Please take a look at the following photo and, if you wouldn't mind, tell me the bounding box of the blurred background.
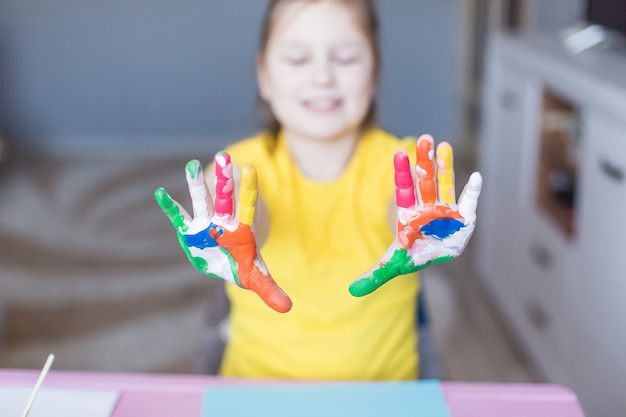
[1,1,625,416]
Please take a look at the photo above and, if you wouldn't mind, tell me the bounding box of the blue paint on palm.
[421,218,464,239]
[184,224,222,249]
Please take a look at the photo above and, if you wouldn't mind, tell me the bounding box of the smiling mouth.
[302,98,343,113]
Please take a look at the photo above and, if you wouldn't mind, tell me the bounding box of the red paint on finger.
[214,152,234,217]
[394,152,416,208]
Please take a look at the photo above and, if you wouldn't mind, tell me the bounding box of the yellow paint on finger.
[238,165,258,226]
[436,142,455,204]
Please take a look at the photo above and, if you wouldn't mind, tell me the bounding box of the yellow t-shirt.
[219,128,419,380]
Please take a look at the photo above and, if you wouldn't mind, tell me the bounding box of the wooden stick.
[20,353,55,417]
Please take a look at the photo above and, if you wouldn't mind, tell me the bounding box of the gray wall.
[0,0,461,157]
[378,0,461,143]
[531,0,586,35]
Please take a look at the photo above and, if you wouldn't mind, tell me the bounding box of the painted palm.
[349,135,482,297]
[155,152,292,313]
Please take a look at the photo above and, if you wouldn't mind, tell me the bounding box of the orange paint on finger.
[218,225,292,313]
[416,136,437,205]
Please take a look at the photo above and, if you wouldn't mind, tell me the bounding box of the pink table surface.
[0,369,586,417]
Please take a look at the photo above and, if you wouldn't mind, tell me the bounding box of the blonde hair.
[256,0,381,138]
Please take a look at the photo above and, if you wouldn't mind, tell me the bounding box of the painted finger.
[349,244,426,297]
[394,150,416,209]
[416,135,437,206]
[436,142,455,204]
[349,247,403,297]
[213,151,234,218]
[237,165,258,226]
[185,160,213,220]
[218,224,292,313]
[154,187,191,232]
[458,172,483,224]
[241,260,293,313]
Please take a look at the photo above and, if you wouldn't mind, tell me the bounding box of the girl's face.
[258,0,376,142]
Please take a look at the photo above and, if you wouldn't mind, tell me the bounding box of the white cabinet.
[475,33,626,417]
[569,113,626,417]
[475,64,529,318]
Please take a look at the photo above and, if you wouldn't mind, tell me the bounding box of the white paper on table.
[0,386,119,417]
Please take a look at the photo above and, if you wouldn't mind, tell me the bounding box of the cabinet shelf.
[535,90,580,238]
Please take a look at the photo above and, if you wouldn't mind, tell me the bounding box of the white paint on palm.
[407,226,474,266]
[184,219,213,235]
[188,246,237,285]
[211,215,238,231]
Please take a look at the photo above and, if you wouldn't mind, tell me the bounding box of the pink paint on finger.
[214,152,234,217]
[394,151,416,208]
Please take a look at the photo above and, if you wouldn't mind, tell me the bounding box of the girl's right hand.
[154,152,292,313]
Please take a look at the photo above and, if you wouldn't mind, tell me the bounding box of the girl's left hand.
[155,154,292,313]
[349,135,483,297]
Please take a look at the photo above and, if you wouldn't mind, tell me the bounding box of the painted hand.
[154,152,292,313]
[349,135,483,297]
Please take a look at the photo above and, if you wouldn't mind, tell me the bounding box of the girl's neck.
[283,130,361,181]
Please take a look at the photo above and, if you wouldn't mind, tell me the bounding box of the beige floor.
[422,251,542,383]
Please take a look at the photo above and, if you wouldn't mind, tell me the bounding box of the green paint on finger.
[186,160,202,180]
[349,249,414,297]
[349,250,457,297]
[154,187,188,232]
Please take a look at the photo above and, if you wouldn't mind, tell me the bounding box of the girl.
[155,0,482,380]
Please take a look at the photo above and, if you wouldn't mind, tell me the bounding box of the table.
[0,370,586,417]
